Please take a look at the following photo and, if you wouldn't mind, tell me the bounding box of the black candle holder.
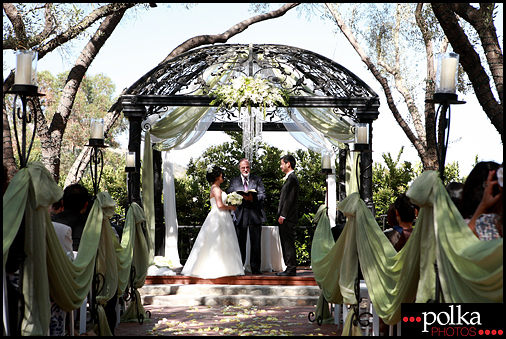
[425,93,465,180]
[5,85,45,168]
[351,143,371,152]
[85,139,108,196]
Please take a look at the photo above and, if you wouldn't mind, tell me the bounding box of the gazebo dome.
[125,43,380,124]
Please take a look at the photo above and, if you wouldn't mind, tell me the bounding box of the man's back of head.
[62,184,90,213]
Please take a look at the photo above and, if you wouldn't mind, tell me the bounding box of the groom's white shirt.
[282,170,294,181]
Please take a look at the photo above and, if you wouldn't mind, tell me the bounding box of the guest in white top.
[49,207,73,336]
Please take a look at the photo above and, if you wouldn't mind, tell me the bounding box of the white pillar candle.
[356,124,368,144]
[440,57,458,92]
[15,51,33,85]
[126,152,135,167]
[90,119,104,139]
[322,154,331,169]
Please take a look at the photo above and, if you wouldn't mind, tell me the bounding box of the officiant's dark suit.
[227,159,267,274]
[276,154,299,276]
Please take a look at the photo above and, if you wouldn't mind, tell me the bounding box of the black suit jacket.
[227,174,267,225]
[278,172,299,224]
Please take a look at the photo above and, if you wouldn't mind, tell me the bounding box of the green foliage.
[372,147,415,217]
[372,147,464,223]
[80,152,128,215]
[295,227,314,266]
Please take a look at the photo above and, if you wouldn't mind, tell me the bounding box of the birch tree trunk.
[325,3,438,170]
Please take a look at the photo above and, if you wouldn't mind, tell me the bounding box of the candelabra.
[85,118,108,333]
[4,50,44,336]
[425,52,465,303]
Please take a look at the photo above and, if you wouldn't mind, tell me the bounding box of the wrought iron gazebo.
[121,43,380,254]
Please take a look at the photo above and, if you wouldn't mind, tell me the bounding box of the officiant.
[227,158,267,275]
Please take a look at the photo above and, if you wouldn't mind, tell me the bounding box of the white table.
[244,226,286,273]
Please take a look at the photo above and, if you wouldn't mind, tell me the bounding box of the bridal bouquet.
[226,192,243,206]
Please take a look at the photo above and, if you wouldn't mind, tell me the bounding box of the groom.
[276,154,299,276]
[228,158,267,275]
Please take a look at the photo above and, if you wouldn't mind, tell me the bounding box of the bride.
[181,165,245,278]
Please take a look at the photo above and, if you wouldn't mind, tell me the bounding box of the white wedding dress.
[181,191,245,279]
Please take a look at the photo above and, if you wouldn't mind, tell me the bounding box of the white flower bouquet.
[210,76,289,117]
[226,191,243,206]
[154,256,173,268]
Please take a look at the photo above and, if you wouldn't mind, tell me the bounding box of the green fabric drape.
[311,170,503,331]
[407,170,503,303]
[3,162,62,335]
[120,204,151,323]
[3,160,153,335]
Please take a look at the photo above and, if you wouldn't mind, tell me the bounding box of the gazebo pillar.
[153,148,165,255]
[357,107,379,217]
[337,146,348,224]
[122,99,146,207]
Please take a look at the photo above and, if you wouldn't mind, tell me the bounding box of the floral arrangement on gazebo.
[210,76,289,160]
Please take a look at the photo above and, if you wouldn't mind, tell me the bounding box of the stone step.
[139,284,321,307]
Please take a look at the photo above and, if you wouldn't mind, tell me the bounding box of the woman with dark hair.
[459,161,500,221]
[467,165,503,240]
[384,193,417,251]
[181,165,245,278]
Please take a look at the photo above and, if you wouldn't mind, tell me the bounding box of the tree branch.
[449,3,502,104]
[162,3,300,62]
[3,3,29,49]
[37,3,139,59]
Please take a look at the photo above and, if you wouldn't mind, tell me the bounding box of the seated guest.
[52,184,90,251]
[49,221,73,336]
[383,202,402,247]
[384,194,416,251]
[49,199,64,217]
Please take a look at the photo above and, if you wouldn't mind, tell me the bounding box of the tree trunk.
[36,9,127,183]
[431,3,503,142]
[448,3,503,104]
[3,100,17,178]
[325,3,437,170]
